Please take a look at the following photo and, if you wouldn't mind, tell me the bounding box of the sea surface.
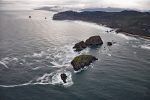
[0,2,150,100]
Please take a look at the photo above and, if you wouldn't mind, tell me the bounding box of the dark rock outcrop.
[73,41,87,51]
[107,42,113,46]
[73,36,103,51]
[85,36,103,46]
[71,55,98,71]
[60,73,67,83]
[105,30,113,33]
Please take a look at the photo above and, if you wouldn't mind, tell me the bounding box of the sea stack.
[60,73,67,83]
[107,42,113,46]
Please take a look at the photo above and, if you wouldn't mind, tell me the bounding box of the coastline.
[53,10,150,39]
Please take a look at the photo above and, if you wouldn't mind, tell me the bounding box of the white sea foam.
[0,44,79,87]
[0,61,9,68]
[73,21,101,29]
[0,71,73,88]
[73,21,112,32]
[32,51,45,58]
[35,70,73,87]
[140,44,150,50]
[1,57,19,63]
[74,65,94,73]
[24,51,46,58]
[0,57,20,68]
[0,81,33,88]
[32,66,44,70]
[47,44,78,68]
[74,67,88,73]
[51,71,73,87]
[117,33,137,40]
[32,53,43,58]
[1,57,11,64]
[50,61,70,68]
[107,53,112,56]
[51,61,62,67]
[132,45,139,48]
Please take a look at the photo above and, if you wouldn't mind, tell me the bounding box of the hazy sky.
[0,0,150,11]
[52,0,150,10]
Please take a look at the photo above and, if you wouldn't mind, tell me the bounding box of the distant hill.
[35,6,64,12]
[53,10,150,38]
[34,6,79,12]
[81,7,127,12]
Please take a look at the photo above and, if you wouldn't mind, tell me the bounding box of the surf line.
[0,61,9,69]
[0,81,33,88]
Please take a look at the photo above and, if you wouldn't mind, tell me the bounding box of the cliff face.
[53,10,150,37]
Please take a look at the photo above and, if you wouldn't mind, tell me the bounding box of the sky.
[0,0,150,11]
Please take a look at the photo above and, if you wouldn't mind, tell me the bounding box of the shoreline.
[53,18,150,40]
[53,10,150,39]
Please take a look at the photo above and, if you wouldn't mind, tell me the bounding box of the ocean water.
[0,4,150,100]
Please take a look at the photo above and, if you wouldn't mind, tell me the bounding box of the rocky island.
[71,55,98,71]
[53,10,150,38]
[73,35,103,51]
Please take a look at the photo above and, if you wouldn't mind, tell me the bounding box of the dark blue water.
[0,10,150,100]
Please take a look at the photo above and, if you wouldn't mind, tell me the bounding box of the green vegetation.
[74,56,82,63]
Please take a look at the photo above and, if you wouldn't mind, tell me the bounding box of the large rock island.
[71,55,98,71]
[53,10,150,38]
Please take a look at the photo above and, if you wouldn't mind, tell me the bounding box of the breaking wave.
[34,70,73,87]
[0,44,82,87]
[0,81,33,88]
[73,21,103,29]
[74,64,94,73]
[117,33,137,40]
[0,43,98,88]
[140,44,150,50]
[0,70,73,88]
[0,61,9,68]
[0,57,21,69]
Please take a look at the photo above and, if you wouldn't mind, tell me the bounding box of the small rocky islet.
[60,73,67,83]
[107,42,113,46]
